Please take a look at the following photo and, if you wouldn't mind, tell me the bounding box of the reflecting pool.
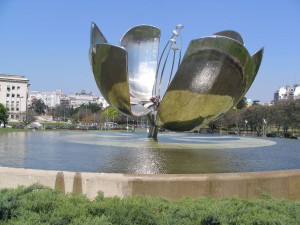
[0,132,299,174]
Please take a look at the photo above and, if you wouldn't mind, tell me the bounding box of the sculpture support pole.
[148,125,158,140]
[147,113,158,141]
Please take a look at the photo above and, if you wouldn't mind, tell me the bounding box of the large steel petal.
[131,104,152,117]
[120,25,161,102]
[90,22,108,46]
[213,30,244,45]
[90,44,131,116]
[89,23,108,72]
[157,36,253,131]
[247,48,264,91]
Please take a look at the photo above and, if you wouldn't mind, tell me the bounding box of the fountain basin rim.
[1,166,300,200]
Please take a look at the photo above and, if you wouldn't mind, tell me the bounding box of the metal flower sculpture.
[89,22,263,140]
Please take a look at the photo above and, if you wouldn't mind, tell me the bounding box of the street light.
[17,96,27,123]
[234,106,239,134]
[244,120,248,136]
[18,96,23,122]
[263,118,267,137]
[93,112,96,126]
[85,103,88,125]
[77,109,80,124]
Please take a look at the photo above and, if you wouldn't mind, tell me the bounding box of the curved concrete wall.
[1,167,300,200]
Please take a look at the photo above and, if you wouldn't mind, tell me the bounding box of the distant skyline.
[0,0,299,103]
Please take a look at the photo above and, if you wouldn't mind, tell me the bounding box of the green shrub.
[1,184,300,225]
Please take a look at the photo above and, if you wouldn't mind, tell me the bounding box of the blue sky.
[0,0,299,103]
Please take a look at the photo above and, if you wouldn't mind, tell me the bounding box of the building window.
[12,86,15,90]
[16,108,19,111]
[7,93,10,97]
[12,94,15,97]
[16,115,19,119]
[11,115,14,119]
[17,94,20,98]
[17,86,20,90]
[7,86,10,91]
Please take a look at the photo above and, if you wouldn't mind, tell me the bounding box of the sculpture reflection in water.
[89,23,263,140]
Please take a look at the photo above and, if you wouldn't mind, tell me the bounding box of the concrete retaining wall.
[1,167,300,200]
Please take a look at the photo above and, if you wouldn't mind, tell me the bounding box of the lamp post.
[234,106,238,134]
[244,120,248,136]
[18,96,23,122]
[93,112,96,126]
[25,93,28,125]
[63,108,66,126]
[263,118,267,137]
[85,103,88,125]
[77,109,80,124]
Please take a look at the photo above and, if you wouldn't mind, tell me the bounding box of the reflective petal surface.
[131,104,152,117]
[157,35,258,131]
[90,22,108,46]
[213,30,244,45]
[90,44,131,115]
[89,23,263,138]
[249,48,264,89]
[120,25,161,102]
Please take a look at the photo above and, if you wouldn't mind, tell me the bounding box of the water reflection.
[0,132,28,167]
[0,132,299,174]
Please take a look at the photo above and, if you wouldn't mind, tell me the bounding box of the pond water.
[0,131,299,174]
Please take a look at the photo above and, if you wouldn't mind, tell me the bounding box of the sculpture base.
[148,125,158,141]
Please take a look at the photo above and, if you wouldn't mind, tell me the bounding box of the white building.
[29,90,64,108]
[68,90,100,108]
[0,74,30,121]
[28,89,109,109]
[274,84,300,101]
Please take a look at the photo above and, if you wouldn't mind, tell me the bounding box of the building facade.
[28,89,108,109]
[0,74,30,121]
[28,90,64,108]
[274,84,300,101]
[68,90,100,108]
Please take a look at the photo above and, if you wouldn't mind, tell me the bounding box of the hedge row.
[1,184,300,224]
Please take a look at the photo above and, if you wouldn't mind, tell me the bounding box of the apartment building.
[28,90,64,108]
[28,89,108,109]
[274,84,300,101]
[0,74,30,121]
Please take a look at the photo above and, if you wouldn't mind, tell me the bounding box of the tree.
[219,109,237,131]
[213,99,300,135]
[241,105,267,135]
[292,100,300,133]
[31,99,46,115]
[271,99,300,134]
[102,107,118,121]
[0,103,8,127]
[208,120,221,133]
[236,97,247,109]
[25,108,36,124]
[88,102,102,113]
